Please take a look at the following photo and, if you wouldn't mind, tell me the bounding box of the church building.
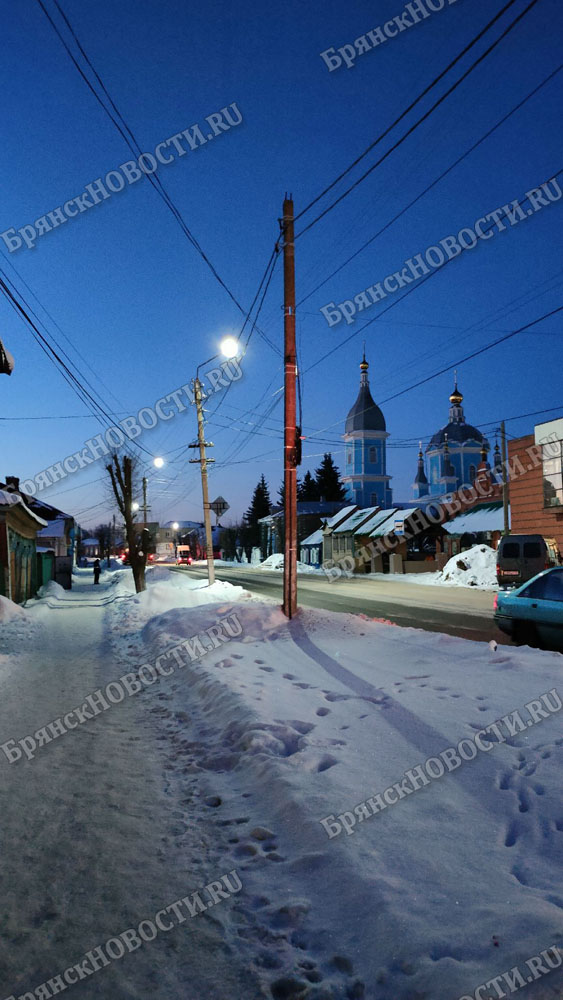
[342,354,393,508]
[413,376,496,498]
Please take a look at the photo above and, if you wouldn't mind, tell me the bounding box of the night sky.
[1,0,562,529]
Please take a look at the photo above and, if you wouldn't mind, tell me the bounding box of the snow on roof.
[81,537,100,545]
[0,490,48,527]
[325,504,357,529]
[442,501,508,535]
[357,507,396,536]
[333,506,379,534]
[300,528,323,547]
[368,507,420,538]
[38,517,67,539]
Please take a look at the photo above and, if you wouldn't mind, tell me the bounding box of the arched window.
[469,464,476,482]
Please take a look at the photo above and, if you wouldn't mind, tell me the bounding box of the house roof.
[370,507,419,537]
[333,506,379,534]
[0,490,48,526]
[81,537,100,545]
[442,501,508,535]
[300,528,323,547]
[38,517,67,539]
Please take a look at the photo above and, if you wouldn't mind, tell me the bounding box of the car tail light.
[493,594,498,610]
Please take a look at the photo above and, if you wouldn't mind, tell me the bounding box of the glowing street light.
[132,501,140,512]
[172,522,179,531]
[219,336,240,359]
[153,456,164,469]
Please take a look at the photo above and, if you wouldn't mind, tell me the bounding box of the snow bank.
[37,580,66,600]
[0,594,27,621]
[259,553,321,574]
[439,543,497,588]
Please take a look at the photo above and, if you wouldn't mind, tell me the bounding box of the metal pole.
[193,377,215,586]
[500,420,510,536]
[282,195,297,618]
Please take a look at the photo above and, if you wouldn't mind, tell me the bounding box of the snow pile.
[439,543,497,588]
[37,580,66,600]
[259,553,320,574]
[134,599,563,999]
[0,594,27,621]
[250,547,262,565]
[107,565,250,624]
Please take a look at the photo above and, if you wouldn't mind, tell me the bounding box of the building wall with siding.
[508,434,563,550]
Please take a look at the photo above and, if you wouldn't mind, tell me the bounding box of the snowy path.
[0,573,260,999]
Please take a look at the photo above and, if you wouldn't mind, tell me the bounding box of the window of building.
[543,440,563,507]
[369,446,377,463]
[469,464,476,482]
[347,448,353,465]
[370,493,379,505]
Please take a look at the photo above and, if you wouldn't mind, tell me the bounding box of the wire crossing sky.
[1,0,562,524]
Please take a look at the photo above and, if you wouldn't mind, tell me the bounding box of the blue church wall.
[345,439,385,476]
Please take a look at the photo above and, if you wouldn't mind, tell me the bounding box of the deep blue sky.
[1,0,562,530]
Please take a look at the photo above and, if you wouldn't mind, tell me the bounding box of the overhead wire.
[294,0,541,238]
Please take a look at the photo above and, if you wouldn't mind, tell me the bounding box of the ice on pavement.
[2,564,562,999]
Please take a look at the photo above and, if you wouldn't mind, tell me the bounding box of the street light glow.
[220,336,239,359]
[153,456,164,468]
[172,522,179,530]
[132,502,140,512]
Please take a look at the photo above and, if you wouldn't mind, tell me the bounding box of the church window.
[469,464,476,482]
[370,493,379,505]
[369,446,377,463]
[347,448,353,465]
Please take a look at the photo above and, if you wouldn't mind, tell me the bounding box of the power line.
[303,174,563,376]
[39,0,280,353]
[295,0,541,239]
[297,61,562,306]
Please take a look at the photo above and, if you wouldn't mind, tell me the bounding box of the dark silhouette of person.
[93,558,101,585]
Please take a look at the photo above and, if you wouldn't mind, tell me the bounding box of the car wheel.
[512,622,539,648]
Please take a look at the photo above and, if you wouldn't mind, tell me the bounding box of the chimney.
[5,476,20,493]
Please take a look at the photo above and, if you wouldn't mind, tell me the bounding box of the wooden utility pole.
[500,420,510,535]
[281,195,297,618]
[189,378,215,585]
[142,476,148,530]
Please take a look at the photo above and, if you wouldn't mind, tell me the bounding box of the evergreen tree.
[298,470,319,501]
[245,474,271,524]
[314,453,347,501]
[278,476,301,506]
[244,475,272,552]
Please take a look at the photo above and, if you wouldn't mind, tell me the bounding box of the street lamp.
[153,456,164,469]
[189,338,240,587]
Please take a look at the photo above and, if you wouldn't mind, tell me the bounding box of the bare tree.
[106,454,147,593]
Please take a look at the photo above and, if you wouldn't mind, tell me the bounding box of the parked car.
[494,566,563,650]
[496,534,559,589]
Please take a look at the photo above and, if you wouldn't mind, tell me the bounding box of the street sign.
[394,518,404,535]
[209,496,230,517]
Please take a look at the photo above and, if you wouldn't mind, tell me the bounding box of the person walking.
[93,558,101,585]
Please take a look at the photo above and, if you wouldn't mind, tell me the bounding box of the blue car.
[494,566,563,651]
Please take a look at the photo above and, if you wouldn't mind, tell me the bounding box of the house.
[508,416,563,552]
[260,501,347,558]
[81,537,101,558]
[300,505,358,567]
[1,477,76,590]
[440,500,507,559]
[0,489,47,603]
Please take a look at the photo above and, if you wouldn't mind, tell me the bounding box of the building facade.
[417,377,495,498]
[342,355,392,508]
[508,416,563,551]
